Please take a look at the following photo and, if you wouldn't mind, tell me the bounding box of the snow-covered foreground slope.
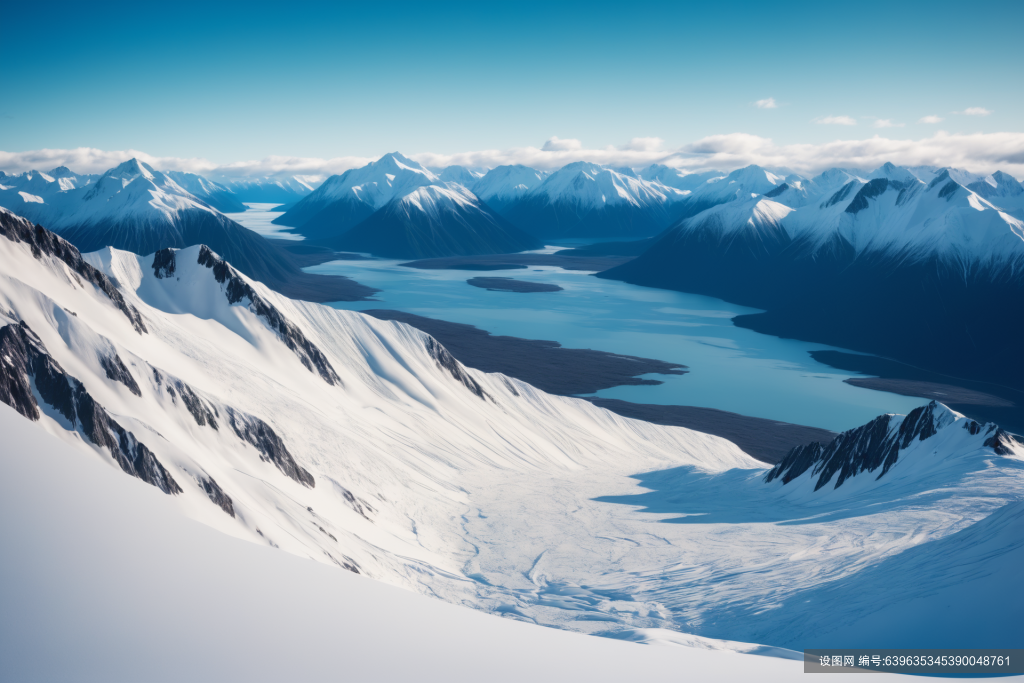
[2,404,853,683]
[0,211,1021,661]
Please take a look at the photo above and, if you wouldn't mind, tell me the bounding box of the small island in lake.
[467,277,563,293]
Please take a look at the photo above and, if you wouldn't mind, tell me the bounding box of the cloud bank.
[3,131,1024,180]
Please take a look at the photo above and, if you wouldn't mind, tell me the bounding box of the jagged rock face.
[225,406,314,488]
[99,351,141,396]
[152,368,219,429]
[196,246,341,386]
[152,365,310,488]
[764,401,1010,491]
[152,247,176,279]
[0,210,147,334]
[424,336,490,401]
[0,320,180,494]
[199,476,235,517]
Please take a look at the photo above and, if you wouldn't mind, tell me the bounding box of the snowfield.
[0,207,1021,676]
[1,404,921,682]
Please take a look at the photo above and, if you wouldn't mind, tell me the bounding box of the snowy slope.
[4,404,909,683]
[1,211,1021,657]
[500,162,688,239]
[664,195,795,256]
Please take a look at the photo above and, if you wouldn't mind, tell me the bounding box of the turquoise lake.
[237,204,927,432]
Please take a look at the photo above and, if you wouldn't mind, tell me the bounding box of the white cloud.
[957,107,992,116]
[0,147,373,179]
[4,131,1024,180]
[919,115,944,124]
[541,136,582,151]
[755,98,778,109]
[814,116,857,126]
[621,137,664,152]
[873,119,904,128]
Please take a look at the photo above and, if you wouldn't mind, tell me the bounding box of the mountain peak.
[868,162,919,184]
[106,158,155,181]
[48,166,77,179]
[762,401,1002,493]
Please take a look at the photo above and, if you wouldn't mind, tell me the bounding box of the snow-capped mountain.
[765,401,1018,493]
[472,164,548,213]
[435,165,485,187]
[0,167,97,209]
[866,160,920,184]
[208,174,320,206]
[0,158,223,241]
[272,153,438,237]
[272,153,540,257]
[498,162,688,239]
[1,211,1020,657]
[782,168,1024,263]
[637,165,725,192]
[165,171,247,213]
[0,160,339,297]
[661,195,795,257]
[905,165,984,187]
[668,165,787,220]
[600,162,1024,388]
[967,171,1024,215]
[329,183,541,258]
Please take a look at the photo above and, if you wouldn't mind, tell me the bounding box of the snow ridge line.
[0,209,147,334]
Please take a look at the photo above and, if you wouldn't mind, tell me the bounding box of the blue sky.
[1,0,1021,173]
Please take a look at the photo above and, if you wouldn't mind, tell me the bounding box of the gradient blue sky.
[1,0,1021,170]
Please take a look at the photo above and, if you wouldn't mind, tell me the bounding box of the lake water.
[225,203,302,240]
[233,207,926,432]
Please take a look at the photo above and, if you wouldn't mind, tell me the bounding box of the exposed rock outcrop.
[0,320,179,494]
[225,406,314,488]
[764,401,1012,491]
[196,246,341,386]
[99,351,141,396]
[0,209,147,334]
[424,336,490,401]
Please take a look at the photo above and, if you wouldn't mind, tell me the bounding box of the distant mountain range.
[206,174,319,207]
[0,160,374,302]
[599,162,1024,390]
[273,153,540,258]
[2,157,1021,386]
